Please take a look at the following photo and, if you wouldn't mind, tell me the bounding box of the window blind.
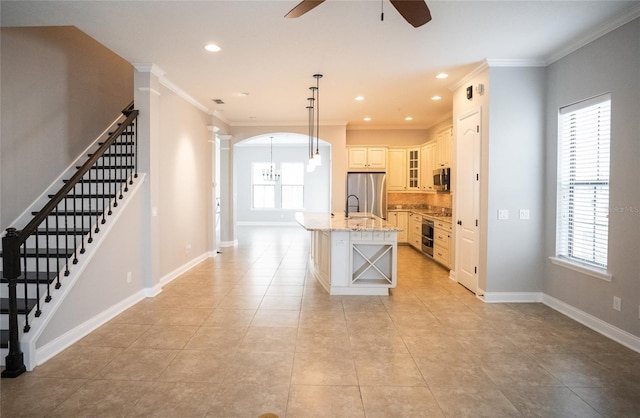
[557,94,611,269]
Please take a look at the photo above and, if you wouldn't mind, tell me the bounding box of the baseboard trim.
[159,252,211,287]
[482,292,543,303]
[542,294,640,353]
[219,240,238,247]
[236,221,299,226]
[35,289,147,367]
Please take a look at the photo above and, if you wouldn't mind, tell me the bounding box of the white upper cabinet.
[387,148,407,191]
[347,147,387,170]
[420,142,436,192]
[407,148,420,191]
[436,127,453,168]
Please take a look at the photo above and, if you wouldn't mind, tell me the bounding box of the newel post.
[2,228,26,378]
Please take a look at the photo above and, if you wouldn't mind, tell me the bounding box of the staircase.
[1,102,139,377]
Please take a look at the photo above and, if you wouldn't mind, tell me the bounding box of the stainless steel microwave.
[433,168,450,192]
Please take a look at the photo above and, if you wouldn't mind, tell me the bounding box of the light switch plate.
[519,209,530,220]
[498,209,509,220]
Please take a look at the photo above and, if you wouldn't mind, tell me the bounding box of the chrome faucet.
[346,194,360,217]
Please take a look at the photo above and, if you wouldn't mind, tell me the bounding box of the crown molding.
[132,63,166,78]
[449,60,488,92]
[228,120,348,127]
[545,4,640,65]
[485,58,547,67]
[158,76,209,113]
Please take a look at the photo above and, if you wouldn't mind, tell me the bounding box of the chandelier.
[262,136,280,182]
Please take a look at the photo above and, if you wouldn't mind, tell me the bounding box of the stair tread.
[88,153,135,157]
[52,194,116,199]
[1,271,57,284]
[35,227,91,235]
[0,298,38,315]
[0,248,74,258]
[65,179,127,183]
[77,165,134,170]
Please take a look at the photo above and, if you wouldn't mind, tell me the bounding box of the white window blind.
[557,94,611,269]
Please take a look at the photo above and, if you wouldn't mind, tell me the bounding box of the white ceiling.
[3,1,639,130]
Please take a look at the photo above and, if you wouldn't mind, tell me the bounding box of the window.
[281,162,304,209]
[251,161,304,210]
[556,94,611,273]
[252,162,275,209]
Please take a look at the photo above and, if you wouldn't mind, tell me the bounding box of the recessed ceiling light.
[355,96,365,101]
[436,73,448,79]
[363,117,371,121]
[204,43,221,52]
[240,92,249,97]
[431,95,442,101]
[405,116,413,121]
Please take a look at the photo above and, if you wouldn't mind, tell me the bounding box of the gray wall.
[235,144,331,223]
[486,66,546,293]
[37,183,146,348]
[0,26,133,229]
[157,83,211,277]
[543,18,640,337]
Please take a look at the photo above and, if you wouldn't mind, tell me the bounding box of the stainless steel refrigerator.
[345,172,387,219]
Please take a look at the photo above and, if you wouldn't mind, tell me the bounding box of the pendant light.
[312,74,323,166]
[306,95,316,173]
[262,137,281,182]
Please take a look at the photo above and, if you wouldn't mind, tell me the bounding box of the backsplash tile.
[388,192,452,211]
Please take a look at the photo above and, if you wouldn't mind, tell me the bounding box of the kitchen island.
[295,212,401,295]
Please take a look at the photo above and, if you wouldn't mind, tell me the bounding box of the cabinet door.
[387,148,407,191]
[348,147,369,169]
[407,148,420,191]
[436,127,453,167]
[367,148,387,169]
[397,211,408,243]
[420,143,436,192]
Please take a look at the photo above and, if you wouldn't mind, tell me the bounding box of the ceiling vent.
[212,99,225,104]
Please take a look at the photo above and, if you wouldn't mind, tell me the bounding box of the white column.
[133,63,163,295]
[218,135,236,246]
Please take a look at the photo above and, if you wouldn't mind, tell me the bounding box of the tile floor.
[2,226,640,417]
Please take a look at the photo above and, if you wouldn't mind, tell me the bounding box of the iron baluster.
[122,133,129,193]
[100,151,107,225]
[34,230,42,317]
[118,134,124,200]
[134,117,138,179]
[80,183,86,253]
[21,244,30,333]
[63,197,70,276]
[93,158,100,234]
[44,217,52,303]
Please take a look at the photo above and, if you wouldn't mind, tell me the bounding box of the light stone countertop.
[388,208,453,224]
[295,212,402,232]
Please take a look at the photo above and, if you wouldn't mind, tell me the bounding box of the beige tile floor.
[2,226,640,417]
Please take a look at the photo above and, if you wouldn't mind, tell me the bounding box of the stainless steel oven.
[421,217,434,257]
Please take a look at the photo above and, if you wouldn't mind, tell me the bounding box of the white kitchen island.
[295,212,401,295]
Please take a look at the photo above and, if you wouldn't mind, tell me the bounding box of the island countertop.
[295,212,402,232]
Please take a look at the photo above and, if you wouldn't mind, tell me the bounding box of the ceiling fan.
[285,0,432,28]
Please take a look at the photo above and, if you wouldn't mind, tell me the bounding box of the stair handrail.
[2,101,137,377]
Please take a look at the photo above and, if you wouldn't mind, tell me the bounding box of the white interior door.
[456,109,481,293]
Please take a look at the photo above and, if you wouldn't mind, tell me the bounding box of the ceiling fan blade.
[389,0,432,27]
[285,0,326,18]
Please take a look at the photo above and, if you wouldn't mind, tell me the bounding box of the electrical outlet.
[613,296,621,312]
[519,209,530,220]
[185,244,192,253]
[126,272,132,284]
[498,209,509,220]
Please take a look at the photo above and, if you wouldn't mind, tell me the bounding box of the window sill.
[549,257,612,282]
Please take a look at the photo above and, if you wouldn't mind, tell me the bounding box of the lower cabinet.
[387,210,408,243]
[408,212,422,251]
[433,220,453,269]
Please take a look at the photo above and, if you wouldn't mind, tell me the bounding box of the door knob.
[457,220,462,225]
